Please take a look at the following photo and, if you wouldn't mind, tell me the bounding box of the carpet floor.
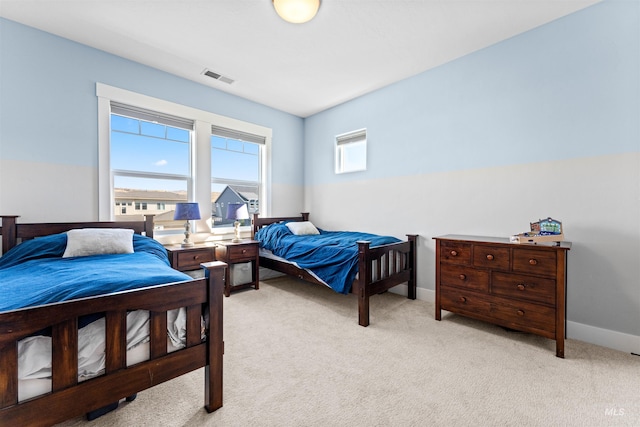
[57,276,639,426]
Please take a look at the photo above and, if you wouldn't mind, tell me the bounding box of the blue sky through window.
[111,115,259,193]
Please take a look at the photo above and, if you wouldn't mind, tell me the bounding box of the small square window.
[335,129,366,174]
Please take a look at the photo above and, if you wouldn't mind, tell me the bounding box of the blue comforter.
[255,222,400,294]
[0,233,192,312]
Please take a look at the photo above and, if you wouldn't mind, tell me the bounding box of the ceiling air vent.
[203,69,234,85]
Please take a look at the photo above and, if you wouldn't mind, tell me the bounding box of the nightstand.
[165,243,217,274]
[214,240,259,297]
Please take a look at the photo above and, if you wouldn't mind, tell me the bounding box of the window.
[110,102,192,225]
[98,83,272,237]
[335,129,367,174]
[211,126,264,228]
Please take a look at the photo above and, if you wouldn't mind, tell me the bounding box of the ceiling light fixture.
[272,0,321,24]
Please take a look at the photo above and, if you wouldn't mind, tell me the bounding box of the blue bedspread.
[255,222,400,294]
[0,233,192,312]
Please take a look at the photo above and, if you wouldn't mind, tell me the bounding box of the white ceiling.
[1,0,601,118]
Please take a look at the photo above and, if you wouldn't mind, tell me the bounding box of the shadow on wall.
[563,225,640,334]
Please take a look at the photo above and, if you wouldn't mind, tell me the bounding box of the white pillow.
[63,228,135,258]
[286,221,320,236]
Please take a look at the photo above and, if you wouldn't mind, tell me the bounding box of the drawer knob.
[450,250,458,257]
[242,249,247,254]
[458,274,466,280]
[193,255,200,260]
[459,296,467,303]
[529,259,538,265]
[517,310,525,316]
[486,254,494,261]
[517,284,526,291]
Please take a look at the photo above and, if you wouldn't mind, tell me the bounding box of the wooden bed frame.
[252,213,417,327]
[0,215,226,426]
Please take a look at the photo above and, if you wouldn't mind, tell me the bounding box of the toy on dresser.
[510,217,564,245]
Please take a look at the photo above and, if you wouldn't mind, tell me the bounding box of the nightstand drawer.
[214,240,260,297]
[226,244,258,262]
[175,249,215,270]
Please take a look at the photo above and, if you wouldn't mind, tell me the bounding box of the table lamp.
[174,202,201,247]
[226,203,249,243]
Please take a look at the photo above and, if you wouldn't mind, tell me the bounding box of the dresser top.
[433,234,571,249]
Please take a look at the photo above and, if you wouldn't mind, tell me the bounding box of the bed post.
[407,234,418,300]
[251,213,259,239]
[144,215,154,239]
[201,261,227,412]
[357,240,372,327]
[1,216,19,255]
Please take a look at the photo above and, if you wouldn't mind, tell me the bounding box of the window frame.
[97,83,272,237]
[335,128,367,174]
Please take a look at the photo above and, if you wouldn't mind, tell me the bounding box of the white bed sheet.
[259,248,330,287]
[18,308,203,402]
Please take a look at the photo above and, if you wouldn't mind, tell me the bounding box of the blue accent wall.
[304,0,639,185]
[0,17,304,187]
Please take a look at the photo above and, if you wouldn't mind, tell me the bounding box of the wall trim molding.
[566,320,640,355]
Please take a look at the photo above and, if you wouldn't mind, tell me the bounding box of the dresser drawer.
[440,264,489,292]
[512,249,556,277]
[473,245,510,270]
[441,288,491,317]
[491,272,556,305]
[440,242,471,265]
[489,298,555,336]
[226,244,258,262]
[175,249,215,270]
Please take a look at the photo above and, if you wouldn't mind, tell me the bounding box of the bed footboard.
[355,235,418,326]
[0,262,226,426]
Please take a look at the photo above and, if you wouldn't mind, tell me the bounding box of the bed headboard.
[0,215,155,255]
[251,212,309,239]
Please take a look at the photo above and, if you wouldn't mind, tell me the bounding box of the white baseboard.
[566,321,640,355]
[391,285,639,355]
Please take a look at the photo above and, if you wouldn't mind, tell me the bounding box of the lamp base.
[181,241,195,248]
[232,220,242,243]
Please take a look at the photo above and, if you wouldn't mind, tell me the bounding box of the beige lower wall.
[0,159,98,222]
[305,152,640,351]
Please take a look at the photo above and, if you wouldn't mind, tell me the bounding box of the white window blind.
[211,125,266,145]
[111,102,194,131]
[336,128,366,146]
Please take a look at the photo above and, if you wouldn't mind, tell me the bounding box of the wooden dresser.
[434,235,571,357]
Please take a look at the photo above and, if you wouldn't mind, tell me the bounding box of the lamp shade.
[273,0,320,24]
[174,203,201,220]
[226,203,249,221]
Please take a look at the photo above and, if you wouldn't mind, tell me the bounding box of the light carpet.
[57,276,639,426]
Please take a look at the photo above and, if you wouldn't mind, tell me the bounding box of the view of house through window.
[211,127,263,228]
